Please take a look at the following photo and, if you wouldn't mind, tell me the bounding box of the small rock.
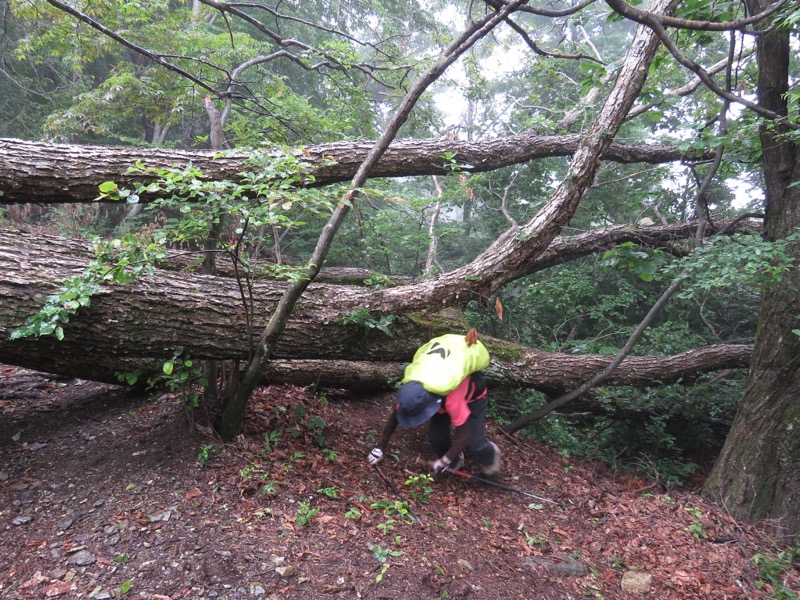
[525,553,588,577]
[0,471,8,481]
[58,517,75,531]
[621,571,653,593]
[248,582,267,596]
[12,516,32,526]
[67,550,96,567]
[43,580,73,597]
[146,510,172,523]
[17,490,36,505]
[457,559,474,571]
[275,565,295,578]
[27,442,49,452]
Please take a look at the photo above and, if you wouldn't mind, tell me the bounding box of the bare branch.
[44,0,224,98]
[198,0,409,87]
[486,0,598,18]
[626,49,754,120]
[504,15,605,63]
[606,0,789,32]
[605,0,797,127]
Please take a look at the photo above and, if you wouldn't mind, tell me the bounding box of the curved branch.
[205,0,397,62]
[486,0,598,18]
[367,0,679,311]
[606,0,788,32]
[605,0,798,127]
[198,0,408,86]
[626,50,753,120]
[44,0,223,98]
[504,15,605,63]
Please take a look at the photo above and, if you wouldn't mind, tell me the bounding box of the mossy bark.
[704,1,800,540]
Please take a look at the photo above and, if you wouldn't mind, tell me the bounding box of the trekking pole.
[445,467,559,505]
[373,464,423,524]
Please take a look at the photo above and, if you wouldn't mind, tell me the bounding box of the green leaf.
[163,361,174,375]
[98,181,118,193]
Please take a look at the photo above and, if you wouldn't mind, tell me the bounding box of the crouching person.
[367,372,501,477]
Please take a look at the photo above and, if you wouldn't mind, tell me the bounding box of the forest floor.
[0,364,798,600]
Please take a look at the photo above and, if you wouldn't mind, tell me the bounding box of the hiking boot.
[481,442,501,477]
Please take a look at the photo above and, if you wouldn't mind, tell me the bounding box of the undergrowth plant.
[752,544,800,600]
[404,473,435,504]
[491,375,743,485]
[295,501,319,527]
[371,544,404,584]
[370,500,414,523]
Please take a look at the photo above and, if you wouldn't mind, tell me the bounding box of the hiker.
[367,372,501,477]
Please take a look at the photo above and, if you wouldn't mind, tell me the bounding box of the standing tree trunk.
[704,0,800,540]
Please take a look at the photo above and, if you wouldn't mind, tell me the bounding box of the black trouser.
[427,398,495,466]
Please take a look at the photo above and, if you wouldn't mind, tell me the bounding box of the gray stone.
[11,515,32,526]
[621,571,652,593]
[67,550,96,567]
[248,582,267,596]
[525,553,588,577]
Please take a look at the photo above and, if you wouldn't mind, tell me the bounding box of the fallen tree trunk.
[0,134,697,205]
[0,228,751,391]
[260,344,751,393]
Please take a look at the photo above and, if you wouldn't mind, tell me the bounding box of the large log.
[0,228,751,391]
[0,134,695,205]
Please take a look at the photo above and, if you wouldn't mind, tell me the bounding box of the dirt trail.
[1,365,796,599]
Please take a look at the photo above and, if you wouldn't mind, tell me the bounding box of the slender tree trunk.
[704,0,800,540]
[425,176,443,276]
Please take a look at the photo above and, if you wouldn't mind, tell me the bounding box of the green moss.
[484,339,527,363]
[402,309,469,334]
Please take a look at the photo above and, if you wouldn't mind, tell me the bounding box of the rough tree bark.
[704,0,800,540]
[0,135,697,205]
[0,229,750,390]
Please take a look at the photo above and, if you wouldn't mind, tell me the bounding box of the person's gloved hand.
[432,455,452,475]
[367,447,384,465]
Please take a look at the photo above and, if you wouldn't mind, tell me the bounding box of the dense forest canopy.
[0,0,798,539]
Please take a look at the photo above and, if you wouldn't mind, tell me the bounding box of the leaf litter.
[0,364,797,599]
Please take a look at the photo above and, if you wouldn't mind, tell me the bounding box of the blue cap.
[396,381,442,426]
